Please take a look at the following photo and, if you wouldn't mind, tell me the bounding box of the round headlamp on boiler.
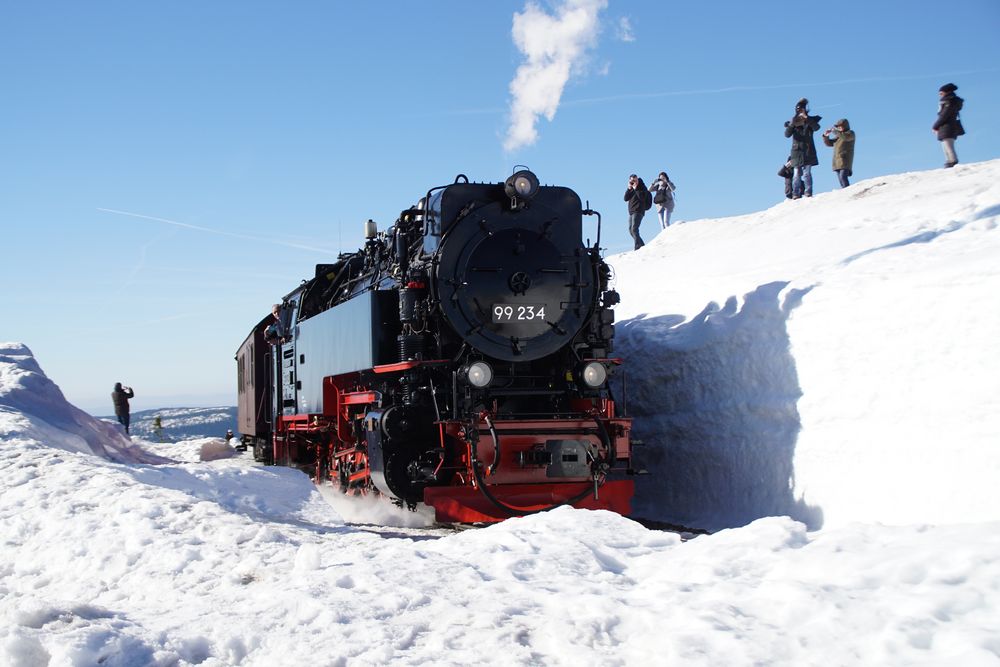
[504,168,539,205]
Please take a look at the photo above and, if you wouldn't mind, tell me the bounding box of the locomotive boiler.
[236,170,636,522]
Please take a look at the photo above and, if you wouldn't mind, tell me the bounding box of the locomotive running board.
[423,480,634,523]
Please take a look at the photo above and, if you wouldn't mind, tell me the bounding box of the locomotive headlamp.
[504,170,539,201]
[580,361,608,388]
[464,361,494,388]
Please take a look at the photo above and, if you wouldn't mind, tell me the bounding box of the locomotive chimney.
[364,219,377,239]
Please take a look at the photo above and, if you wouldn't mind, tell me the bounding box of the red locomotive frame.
[267,359,633,523]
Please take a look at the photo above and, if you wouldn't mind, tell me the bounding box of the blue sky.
[2,0,998,414]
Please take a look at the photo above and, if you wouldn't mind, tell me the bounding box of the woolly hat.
[795,97,809,110]
[939,83,958,93]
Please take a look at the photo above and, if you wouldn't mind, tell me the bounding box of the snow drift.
[0,343,163,463]
[614,160,1000,531]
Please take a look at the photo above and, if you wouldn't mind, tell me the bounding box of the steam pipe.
[485,414,501,475]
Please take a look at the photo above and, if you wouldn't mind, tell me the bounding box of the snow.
[0,344,165,465]
[2,161,1000,665]
[613,160,1000,530]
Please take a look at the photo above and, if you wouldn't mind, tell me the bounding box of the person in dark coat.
[822,118,856,188]
[111,382,134,434]
[623,174,650,250]
[932,83,964,168]
[784,98,822,198]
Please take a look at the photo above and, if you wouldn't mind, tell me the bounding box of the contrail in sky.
[560,68,1000,107]
[98,208,337,254]
[449,67,1000,117]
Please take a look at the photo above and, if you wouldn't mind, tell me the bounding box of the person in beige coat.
[821,118,856,188]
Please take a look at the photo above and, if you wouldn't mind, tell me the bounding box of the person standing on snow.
[624,174,651,250]
[649,171,676,229]
[822,118,856,188]
[932,83,964,168]
[784,98,822,198]
[112,382,134,434]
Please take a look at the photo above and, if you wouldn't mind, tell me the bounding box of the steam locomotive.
[235,170,635,522]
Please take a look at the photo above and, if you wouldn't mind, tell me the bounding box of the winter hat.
[795,97,809,110]
[835,118,850,130]
[939,83,958,93]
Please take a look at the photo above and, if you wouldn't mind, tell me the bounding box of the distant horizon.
[81,396,238,417]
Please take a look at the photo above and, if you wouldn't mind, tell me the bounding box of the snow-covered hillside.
[0,344,164,464]
[2,162,1000,665]
[613,160,1000,531]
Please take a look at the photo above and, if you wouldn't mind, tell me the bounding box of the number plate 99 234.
[492,303,546,323]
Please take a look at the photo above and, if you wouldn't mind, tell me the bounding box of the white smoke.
[617,16,635,43]
[504,0,607,152]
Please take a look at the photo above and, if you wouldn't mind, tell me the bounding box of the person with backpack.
[932,83,964,168]
[784,97,822,198]
[624,174,651,250]
[821,119,856,188]
[649,171,676,229]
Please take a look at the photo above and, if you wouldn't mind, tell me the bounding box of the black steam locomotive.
[236,170,635,522]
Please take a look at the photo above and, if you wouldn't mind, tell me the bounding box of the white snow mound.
[0,342,160,463]
[613,160,1000,530]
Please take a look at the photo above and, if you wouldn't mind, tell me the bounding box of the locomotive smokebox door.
[433,184,594,363]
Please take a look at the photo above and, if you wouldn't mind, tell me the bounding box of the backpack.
[642,188,653,211]
[653,181,674,206]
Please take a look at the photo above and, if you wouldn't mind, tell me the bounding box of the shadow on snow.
[616,281,823,531]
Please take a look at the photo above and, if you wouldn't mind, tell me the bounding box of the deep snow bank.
[0,342,162,463]
[612,160,1000,530]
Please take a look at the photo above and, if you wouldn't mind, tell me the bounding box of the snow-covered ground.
[2,161,1000,665]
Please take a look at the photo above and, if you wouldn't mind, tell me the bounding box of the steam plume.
[504,0,606,152]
